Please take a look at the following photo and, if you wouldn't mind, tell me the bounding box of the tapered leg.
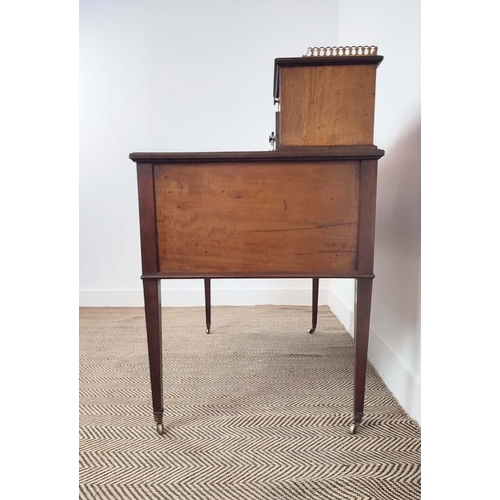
[308,278,319,334]
[204,278,211,334]
[143,279,164,434]
[350,278,373,434]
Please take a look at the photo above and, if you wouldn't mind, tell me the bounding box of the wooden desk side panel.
[279,65,377,147]
[154,161,360,275]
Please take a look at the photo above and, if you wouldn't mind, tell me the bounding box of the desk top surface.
[129,146,384,164]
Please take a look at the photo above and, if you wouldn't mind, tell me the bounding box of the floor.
[80,305,421,499]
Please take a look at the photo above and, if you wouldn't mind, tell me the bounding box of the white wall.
[79,0,339,306]
[329,0,421,423]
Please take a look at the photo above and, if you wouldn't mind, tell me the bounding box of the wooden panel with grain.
[357,160,378,274]
[279,65,377,147]
[137,163,159,274]
[153,161,360,276]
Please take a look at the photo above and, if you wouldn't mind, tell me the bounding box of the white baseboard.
[327,289,355,334]
[80,281,330,308]
[328,288,421,425]
[366,330,421,424]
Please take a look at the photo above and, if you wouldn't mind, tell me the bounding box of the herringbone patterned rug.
[80,305,420,499]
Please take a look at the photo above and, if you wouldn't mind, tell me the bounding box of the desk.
[130,49,384,435]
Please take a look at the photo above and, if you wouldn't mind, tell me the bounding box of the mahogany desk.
[130,48,384,436]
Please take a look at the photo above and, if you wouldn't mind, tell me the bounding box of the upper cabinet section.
[273,47,383,148]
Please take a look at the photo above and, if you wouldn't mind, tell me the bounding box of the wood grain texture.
[143,279,163,418]
[129,146,384,163]
[204,278,211,331]
[273,55,383,99]
[357,160,378,274]
[279,65,377,146]
[353,277,373,423]
[141,272,375,279]
[311,278,319,330]
[153,161,360,275]
[136,163,159,274]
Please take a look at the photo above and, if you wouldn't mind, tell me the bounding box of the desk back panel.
[153,161,360,275]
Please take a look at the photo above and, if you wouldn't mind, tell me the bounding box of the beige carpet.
[80,305,421,499]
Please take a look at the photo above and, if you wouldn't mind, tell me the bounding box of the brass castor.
[349,422,358,435]
[156,422,164,435]
[206,327,210,334]
[308,327,316,334]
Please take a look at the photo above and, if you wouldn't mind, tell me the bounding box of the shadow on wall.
[372,118,421,380]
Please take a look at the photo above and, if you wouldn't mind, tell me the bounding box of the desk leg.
[204,278,211,334]
[308,278,319,334]
[350,277,373,435]
[143,279,164,435]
